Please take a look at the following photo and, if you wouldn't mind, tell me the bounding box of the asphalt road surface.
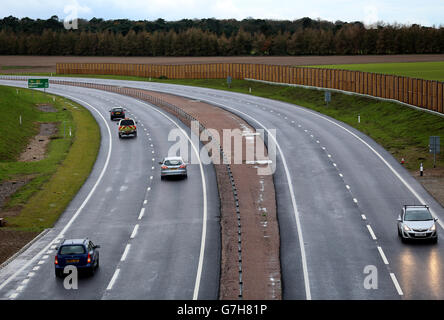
[0,80,220,300]
[1,76,444,300]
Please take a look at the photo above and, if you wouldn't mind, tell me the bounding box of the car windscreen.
[404,209,433,221]
[164,159,182,166]
[60,245,86,255]
[120,120,134,126]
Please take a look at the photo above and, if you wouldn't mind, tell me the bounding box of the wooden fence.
[56,62,444,114]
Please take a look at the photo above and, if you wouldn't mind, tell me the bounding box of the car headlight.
[403,225,411,232]
[430,224,436,232]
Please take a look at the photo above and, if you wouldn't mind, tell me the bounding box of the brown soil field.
[1,54,444,74]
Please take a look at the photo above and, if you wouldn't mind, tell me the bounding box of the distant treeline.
[0,15,443,56]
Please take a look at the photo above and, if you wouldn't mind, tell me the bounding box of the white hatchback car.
[397,205,438,243]
[159,156,187,179]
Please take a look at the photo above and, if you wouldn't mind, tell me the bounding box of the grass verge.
[0,85,100,232]
[307,61,444,81]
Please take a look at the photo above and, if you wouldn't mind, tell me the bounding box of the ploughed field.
[1,54,444,74]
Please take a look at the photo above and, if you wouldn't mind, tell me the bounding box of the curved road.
[0,80,220,300]
[1,76,444,300]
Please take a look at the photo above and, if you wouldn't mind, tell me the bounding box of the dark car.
[110,107,126,120]
[54,239,100,277]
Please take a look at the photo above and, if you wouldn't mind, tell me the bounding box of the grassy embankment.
[0,85,100,232]
[309,61,444,81]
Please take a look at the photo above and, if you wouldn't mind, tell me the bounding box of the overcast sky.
[1,0,443,27]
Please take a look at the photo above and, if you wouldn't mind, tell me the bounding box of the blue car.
[54,239,100,278]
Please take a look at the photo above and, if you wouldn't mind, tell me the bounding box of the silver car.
[160,156,187,179]
[397,205,438,243]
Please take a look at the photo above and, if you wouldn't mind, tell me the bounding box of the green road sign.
[28,79,49,89]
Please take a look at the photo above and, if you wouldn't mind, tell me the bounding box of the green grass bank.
[0,85,100,232]
[309,61,444,81]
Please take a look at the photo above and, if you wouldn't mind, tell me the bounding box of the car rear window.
[60,245,86,255]
[113,108,123,112]
[165,159,182,166]
[405,209,433,221]
[120,120,134,126]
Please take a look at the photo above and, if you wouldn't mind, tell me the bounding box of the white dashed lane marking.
[130,225,139,239]
[390,273,404,295]
[367,225,377,240]
[106,269,120,290]
[120,244,131,262]
[138,208,146,220]
[377,246,389,265]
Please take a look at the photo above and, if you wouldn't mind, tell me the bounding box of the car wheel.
[432,237,438,244]
[401,236,407,243]
[55,269,63,278]
[96,258,99,269]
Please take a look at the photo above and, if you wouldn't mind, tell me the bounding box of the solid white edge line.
[0,88,113,293]
[390,273,404,296]
[377,246,389,265]
[106,269,120,290]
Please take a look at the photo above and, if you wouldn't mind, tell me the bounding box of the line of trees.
[0,16,443,56]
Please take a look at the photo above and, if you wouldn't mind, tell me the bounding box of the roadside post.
[227,76,232,88]
[420,162,424,176]
[324,90,331,107]
[429,136,440,168]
